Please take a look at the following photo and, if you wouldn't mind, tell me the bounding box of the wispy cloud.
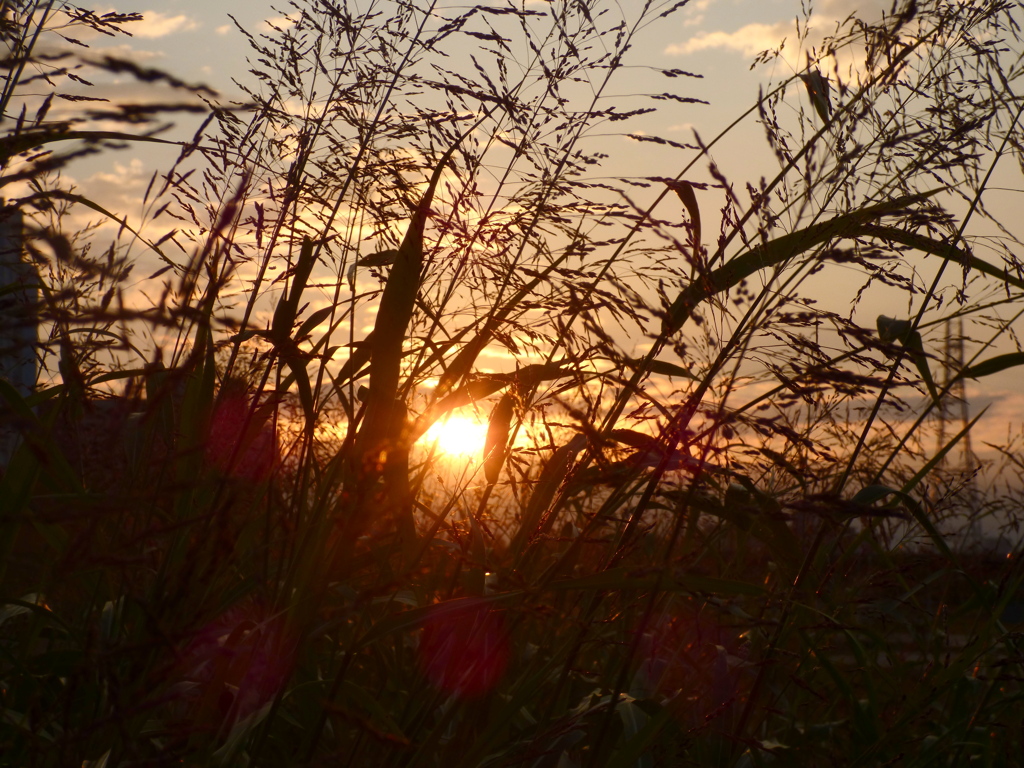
[664,1,897,63]
[262,13,302,32]
[665,21,791,58]
[680,0,712,28]
[819,0,889,18]
[132,11,199,39]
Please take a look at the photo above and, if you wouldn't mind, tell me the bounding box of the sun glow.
[420,414,489,459]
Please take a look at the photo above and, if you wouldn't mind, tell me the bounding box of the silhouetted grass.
[3,1,1024,766]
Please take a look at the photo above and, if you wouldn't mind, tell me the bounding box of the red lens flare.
[205,390,276,482]
[418,601,509,698]
[176,602,293,730]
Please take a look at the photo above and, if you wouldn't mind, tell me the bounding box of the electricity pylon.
[936,316,981,547]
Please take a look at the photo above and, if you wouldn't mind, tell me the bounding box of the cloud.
[90,42,162,62]
[680,0,712,27]
[665,21,791,58]
[663,2,899,63]
[262,14,301,32]
[819,0,889,18]
[132,11,199,39]
[64,157,153,224]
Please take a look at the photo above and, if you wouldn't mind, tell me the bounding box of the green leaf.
[801,629,879,744]
[177,338,218,461]
[876,315,913,345]
[896,408,987,560]
[616,699,650,746]
[851,484,905,507]
[856,415,983,565]
[355,248,399,268]
[666,488,752,529]
[412,376,507,441]
[605,703,677,768]
[0,379,82,503]
[332,333,374,386]
[431,264,576,400]
[327,682,410,746]
[415,363,569,443]
[726,477,801,576]
[608,429,659,451]
[280,342,315,427]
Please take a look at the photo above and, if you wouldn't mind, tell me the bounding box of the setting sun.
[419,414,489,459]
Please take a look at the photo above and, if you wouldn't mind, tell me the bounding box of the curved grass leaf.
[354,593,520,650]
[279,342,314,427]
[607,429,659,451]
[28,189,170,260]
[0,378,82,502]
[355,248,400,268]
[859,224,1024,291]
[662,192,939,336]
[801,629,880,747]
[323,682,410,747]
[0,129,178,165]
[856,409,986,561]
[956,351,1024,380]
[333,332,375,386]
[605,703,678,768]
[432,261,575,399]
[419,376,507,435]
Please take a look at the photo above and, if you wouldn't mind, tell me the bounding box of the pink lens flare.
[205,390,277,482]
[177,602,294,729]
[418,600,509,698]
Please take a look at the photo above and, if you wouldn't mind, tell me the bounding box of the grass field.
[2,1,1024,765]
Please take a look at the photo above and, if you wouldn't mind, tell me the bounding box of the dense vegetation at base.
[2,1,1024,765]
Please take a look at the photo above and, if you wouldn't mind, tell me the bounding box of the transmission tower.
[936,317,981,546]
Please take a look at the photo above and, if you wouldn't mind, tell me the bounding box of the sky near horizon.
[40,0,1024,466]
